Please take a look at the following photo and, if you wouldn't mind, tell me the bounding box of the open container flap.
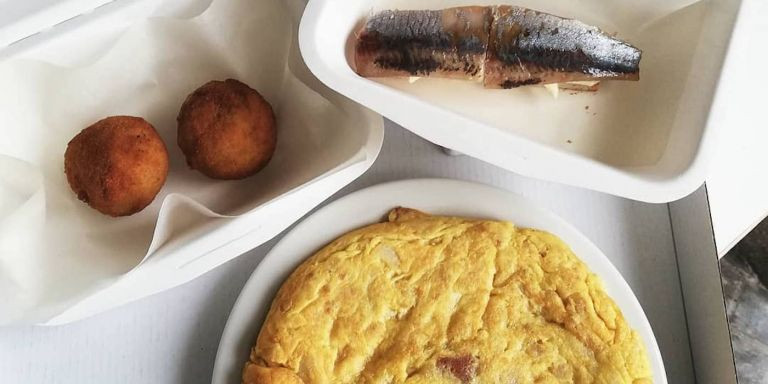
[0,0,113,49]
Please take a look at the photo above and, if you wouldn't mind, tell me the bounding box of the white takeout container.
[299,0,742,203]
[0,0,383,324]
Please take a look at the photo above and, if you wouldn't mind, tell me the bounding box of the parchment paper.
[0,0,366,324]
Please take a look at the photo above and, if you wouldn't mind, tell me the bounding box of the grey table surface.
[722,221,768,384]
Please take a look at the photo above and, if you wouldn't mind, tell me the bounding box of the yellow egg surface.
[244,208,652,384]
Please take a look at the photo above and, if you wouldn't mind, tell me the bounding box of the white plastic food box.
[300,0,742,203]
[0,0,741,383]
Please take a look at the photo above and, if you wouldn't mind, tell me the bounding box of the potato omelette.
[244,208,652,384]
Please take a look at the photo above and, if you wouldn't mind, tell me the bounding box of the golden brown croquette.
[177,79,276,180]
[64,116,169,217]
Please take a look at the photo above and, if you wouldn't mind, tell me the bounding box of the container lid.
[0,0,112,48]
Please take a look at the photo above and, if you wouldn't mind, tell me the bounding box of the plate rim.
[212,177,667,383]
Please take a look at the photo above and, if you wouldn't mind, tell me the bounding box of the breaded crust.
[177,79,276,180]
[64,116,168,217]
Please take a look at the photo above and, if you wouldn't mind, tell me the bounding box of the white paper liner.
[0,0,369,324]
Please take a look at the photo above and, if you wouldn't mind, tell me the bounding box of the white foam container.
[299,0,743,203]
[0,0,384,324]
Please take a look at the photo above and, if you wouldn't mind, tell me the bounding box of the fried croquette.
[177,79,276,180]
[64,116,169,217]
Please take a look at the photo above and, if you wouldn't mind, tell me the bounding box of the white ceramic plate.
[212,178,667,383]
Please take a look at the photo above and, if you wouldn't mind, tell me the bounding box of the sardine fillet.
[354,7,492,80]
[354,6,642,88]
[484,5,640,88]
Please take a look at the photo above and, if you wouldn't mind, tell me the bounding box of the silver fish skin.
[484,5,641,88]
[353,5,642,89]
[354,6,492,80]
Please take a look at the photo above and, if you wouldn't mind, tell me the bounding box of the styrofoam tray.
[0,0,384,325]
[299,0,742,203]
[213,178,666,383]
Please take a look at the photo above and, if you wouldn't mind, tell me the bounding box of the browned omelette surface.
[244,208,652,383]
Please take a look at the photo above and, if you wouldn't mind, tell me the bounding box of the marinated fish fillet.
[354,6,492,80]
[353,5,642,89]
[484,5,641,88]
